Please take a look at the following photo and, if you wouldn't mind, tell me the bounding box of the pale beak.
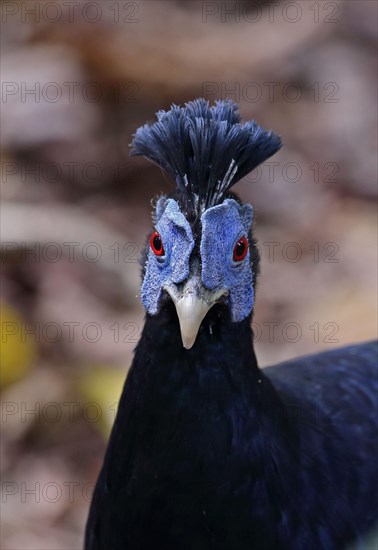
[164,278,226,349]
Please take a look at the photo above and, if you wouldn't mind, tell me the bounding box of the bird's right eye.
[150,231,165,256]
[233,236,248,262]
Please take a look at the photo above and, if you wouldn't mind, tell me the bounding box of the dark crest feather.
[130,98,282,211]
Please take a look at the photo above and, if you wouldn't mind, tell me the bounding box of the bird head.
[130,99,282,349]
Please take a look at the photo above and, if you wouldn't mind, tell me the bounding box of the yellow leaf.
[0,303,36,389]
[77,367,126,437]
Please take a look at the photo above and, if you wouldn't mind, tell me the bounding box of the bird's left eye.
[150,230,165,256]
[233,236,248,262]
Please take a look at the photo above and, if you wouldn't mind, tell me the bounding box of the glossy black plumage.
[85,298,378,549]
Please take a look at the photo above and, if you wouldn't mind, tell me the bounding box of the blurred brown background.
[1,1,377,548]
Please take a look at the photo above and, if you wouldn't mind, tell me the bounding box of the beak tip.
[180,327,198,350]
[182,338,195,350]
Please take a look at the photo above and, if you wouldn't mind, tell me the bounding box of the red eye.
[150,230,165,256]
[233,236,248,262]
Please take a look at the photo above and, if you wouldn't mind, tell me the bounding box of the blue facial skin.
[142,198,254,322]
[200,199,254,322]
[141,198,195,315]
